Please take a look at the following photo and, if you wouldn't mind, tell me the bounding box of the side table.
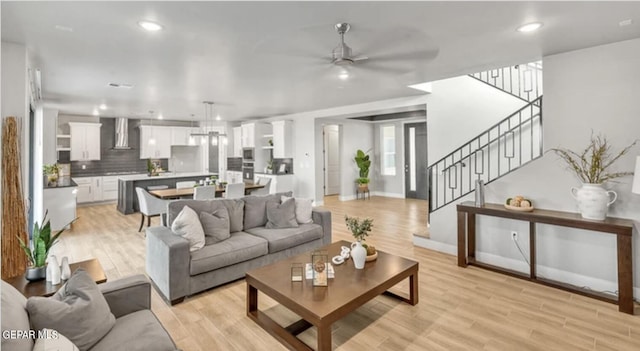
[5,258,107,298]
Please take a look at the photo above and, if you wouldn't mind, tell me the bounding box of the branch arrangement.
[552,134,637,184]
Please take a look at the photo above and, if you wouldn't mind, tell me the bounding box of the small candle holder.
[290,263,303,282]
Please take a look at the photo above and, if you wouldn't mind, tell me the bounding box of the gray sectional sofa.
[146,192,332,304]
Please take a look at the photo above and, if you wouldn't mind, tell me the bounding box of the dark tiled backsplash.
[227,157,242,171]
[60,118,168,177]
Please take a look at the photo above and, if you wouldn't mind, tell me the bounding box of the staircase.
[428,61,544,213]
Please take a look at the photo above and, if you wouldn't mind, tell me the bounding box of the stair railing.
[428,96,543,213]
[469,61,543,103]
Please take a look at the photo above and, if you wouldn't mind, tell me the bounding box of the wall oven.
[242,162,254,182]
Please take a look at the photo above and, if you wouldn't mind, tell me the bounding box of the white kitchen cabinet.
[225,171,243,184]
[272,120,293,158]
[73,177,94,204]
[43,186,77,231]
[233,127,242,157]
[69,122,102,161]
[171,127,200,146]
[91,177,103,202]
[101,176,119,201]
[254,174,294,194]
[241,123,255,148]
[139,126,171,159]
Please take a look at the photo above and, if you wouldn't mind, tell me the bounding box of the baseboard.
[371,191,404,198]
[413,237,640,298]
[339,195,356,201]
[412,236,456,255]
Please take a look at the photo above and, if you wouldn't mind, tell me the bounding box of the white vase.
[60,256,71,280]
[571,183,617,220]
[350,241,367,270]
[48,255,61,285]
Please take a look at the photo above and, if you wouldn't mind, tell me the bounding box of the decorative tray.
[504,204,534,212]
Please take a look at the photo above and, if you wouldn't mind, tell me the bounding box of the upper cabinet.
[241,123,255,148]
[139,126,171,159]
[232,127,242,157]
[171,127,201,146]
[272,120,293,158]
[69,122,102,161]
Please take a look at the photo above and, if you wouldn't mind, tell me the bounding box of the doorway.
[323,125,340,196]
[404,122,427,200]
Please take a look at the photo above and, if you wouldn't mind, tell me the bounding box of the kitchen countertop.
[254,172,294,176]
[118,172,218,181]
[44,177,77,189]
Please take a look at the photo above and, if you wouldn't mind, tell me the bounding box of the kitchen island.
[117,172,217,214]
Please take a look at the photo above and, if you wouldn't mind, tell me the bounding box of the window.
[381,125,396,175]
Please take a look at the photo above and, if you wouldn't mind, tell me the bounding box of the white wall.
[426,75,525,164]
[43,108,58,165]
[427,37,640,295]
[1,42,30,215]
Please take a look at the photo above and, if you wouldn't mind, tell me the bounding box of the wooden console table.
[457,201,635,314]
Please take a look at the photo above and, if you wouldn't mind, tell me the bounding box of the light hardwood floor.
[52,196,640,350]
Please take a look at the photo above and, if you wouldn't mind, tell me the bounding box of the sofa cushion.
[244,223,323,253]
[218,199,244,232]
[171,206,206,252]
[1,280,33,351]
[26,269,116,351]
[190,232,268,275]
[282,196,314,224]
[200,208,230,245]
[242,192,293,230]
[266,199,298,229]
[33,329,79,351]
[89,310,176,351]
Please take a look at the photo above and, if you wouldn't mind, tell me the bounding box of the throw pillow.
[171,205,206,252]
[220,199,244,232]
[26,269,116,351]
[199,209,231,245]
[33,329,79,351]
[282,196,314,224]
[265,199,299,229]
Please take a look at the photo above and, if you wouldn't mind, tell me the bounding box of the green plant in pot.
[43,164,59,187]
[345,215,375,269]
[354,149,371,190]
[552,133,637,220]
[17,210,76,281]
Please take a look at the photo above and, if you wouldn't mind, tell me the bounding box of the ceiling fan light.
[516,22,543,33]
[338,72,350,80]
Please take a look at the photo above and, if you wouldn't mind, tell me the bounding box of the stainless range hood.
[113,118,132,149]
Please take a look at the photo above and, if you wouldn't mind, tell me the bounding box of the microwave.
[242,148,254,161]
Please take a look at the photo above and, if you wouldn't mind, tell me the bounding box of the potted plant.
[552,134,637,220]
[146,159,158,176]
[17,211,75,281]
[43,164,59,187]
[354,149,371,190]
[345,215,374,269]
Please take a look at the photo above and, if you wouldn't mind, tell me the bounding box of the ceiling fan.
[330,23,368,66]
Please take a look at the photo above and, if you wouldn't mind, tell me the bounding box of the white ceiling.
[3,1,640,122]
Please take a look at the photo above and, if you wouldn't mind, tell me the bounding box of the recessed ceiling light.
[517,22,543,33]
[619,19,634,27]
[92,109,99,116]
[137,20,163,32]
[99,104,107,110]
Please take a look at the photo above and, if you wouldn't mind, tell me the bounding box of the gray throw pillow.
[266,199,299,229]
[200,209,231,245]
[220,199,244,232]
[26,269,116,351]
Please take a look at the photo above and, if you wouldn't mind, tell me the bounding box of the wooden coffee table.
[5,258,107,298]
[246,240,419,351]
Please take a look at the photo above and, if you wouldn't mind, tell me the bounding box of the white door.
[324,125,340,195]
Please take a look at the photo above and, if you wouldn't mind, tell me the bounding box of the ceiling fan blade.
[372,49,440,63]
[353,63,409,75]
[352,56,369,62]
